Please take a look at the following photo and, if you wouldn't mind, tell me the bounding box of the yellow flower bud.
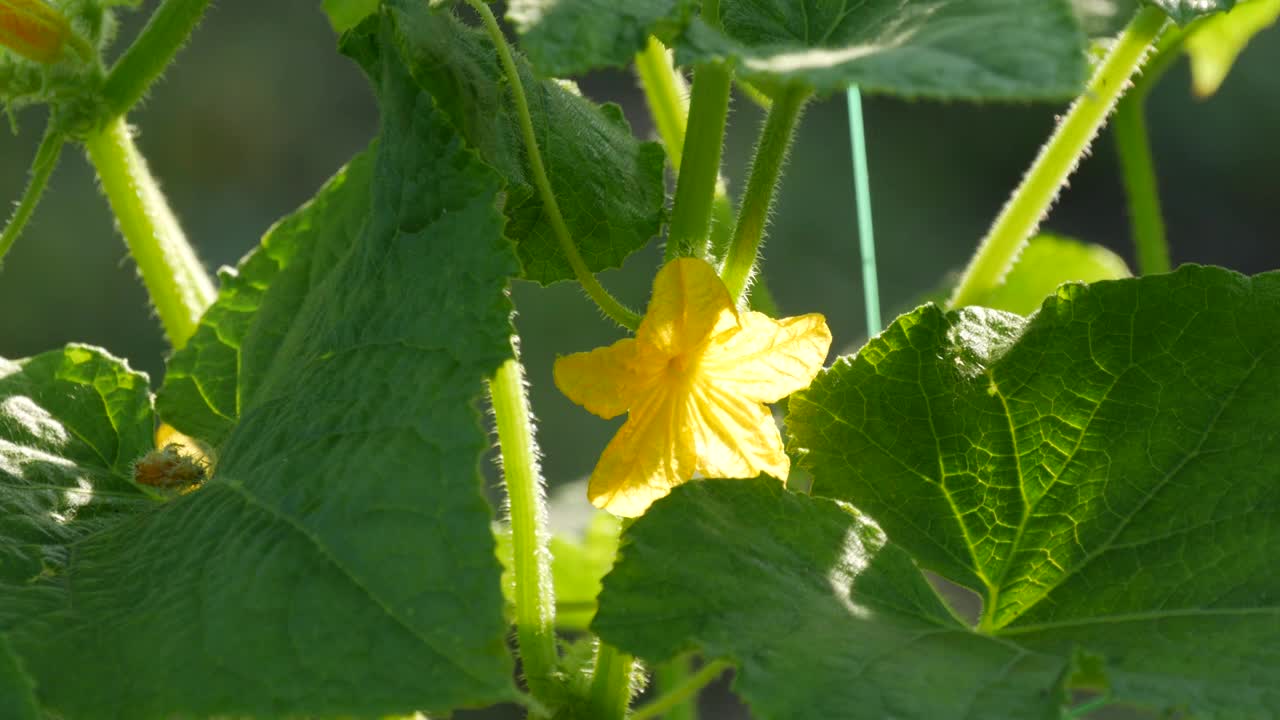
[0,0,70,65]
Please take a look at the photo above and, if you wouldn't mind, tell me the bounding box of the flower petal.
[701,311,831,403]
[554,339,660,419]
[638,257,737,357]
[588,386,697,517]
[689,381,789,482]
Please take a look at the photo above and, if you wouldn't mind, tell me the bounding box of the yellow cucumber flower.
[554,257,831,517]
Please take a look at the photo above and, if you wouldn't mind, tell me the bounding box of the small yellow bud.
[0,0,70,65]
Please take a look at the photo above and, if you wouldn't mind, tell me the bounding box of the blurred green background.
[0,3,1277,715]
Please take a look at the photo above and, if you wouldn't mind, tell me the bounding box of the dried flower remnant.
[555,257,831,517]
[132,443,206,490]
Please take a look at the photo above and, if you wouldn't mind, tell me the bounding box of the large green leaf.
[352,0,666,286]
[1148,0,1237,24]
[4,44,520,717]
[506,0,692,76]
[594,479,1071,719]
[786,265,1280,717]
[0,634,39,720]
[158,147,375,447]
[676,0,1090,100]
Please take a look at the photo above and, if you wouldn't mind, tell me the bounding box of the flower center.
[665,353,693,378]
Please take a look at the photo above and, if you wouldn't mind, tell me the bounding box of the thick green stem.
[489,352,557,698]
[84,116,215,347]
[0,126,62,267]
[665,61,732,261]
[1113,28,1185,276]
[632,659,730,720]
[947,6,1168,310]
[102,0,212,117]
[467,0,639,330]
[720,84,810,303]
[588,641,637,720]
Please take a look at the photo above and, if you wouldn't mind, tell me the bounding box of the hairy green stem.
[632,660,730,720]
[665,61,732,261]
[588,641,637,720]
[0,126,62,267]
[467,0,640,330]
[489,352,557,698]
[102,0,213,117]
[947,6,1167,310]
[1113,28,1185,276]
[720,84,810,303]
[84,116,215,347]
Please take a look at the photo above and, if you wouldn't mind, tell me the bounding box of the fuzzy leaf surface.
[4,46,519,717]
[506,0,692,75]
[787,266,1280,717]
[676,0,1089,100]
[158,147,375,447]
[361,0,666,285]
[593,479,1069,719]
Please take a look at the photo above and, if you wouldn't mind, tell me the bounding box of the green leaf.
[0,634,39,720]
[676,0,1090,100]
[964,234,1130,315]
[6,45,520,717]
[157,146,376,447]
[594,479,1069,719]
[505,0,691,76]
[787,265,1280,717]
[323,0,379,32]
[0,345,155,593]
[1183,0,1280,97]
[1147,0,1237,24]
[360,0,666,285]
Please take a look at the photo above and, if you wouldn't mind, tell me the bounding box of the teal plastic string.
[846,86,881,336]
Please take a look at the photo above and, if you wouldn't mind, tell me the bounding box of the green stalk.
[1112,28,1186,276]
[651,656,698,720]
[102,0,213,117]
[588,641,637,720]
[720,84,810,303]
[0,126,62,267]
[467,0,640,330]
[489,353,557,698]
[665,60,732,261]
[84,116,215,347]
[947,6,1168,310]
[632,660,730,720]
[635,37,687,168]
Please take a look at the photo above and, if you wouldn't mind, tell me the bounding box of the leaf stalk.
[83,115,215,347]
[632,659,730,720]
[665,59,732,262]
[0,125,62,267]
[467,0,640,330]
[947,6,1168,309]
[102,0,213,118]
[720,83,810,303]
